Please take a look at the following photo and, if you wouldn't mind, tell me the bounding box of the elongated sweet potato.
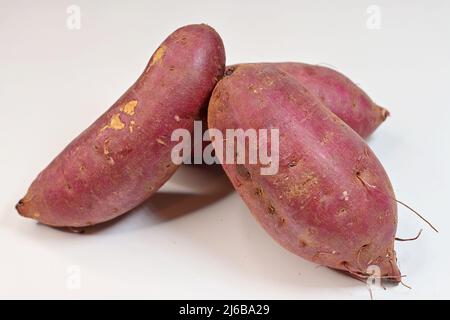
[226,63,389,138]
[16,24,225,227]
[208,64,400,282]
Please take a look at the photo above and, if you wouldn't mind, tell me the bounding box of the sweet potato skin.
[16,24,225,227]
[208,64,400,282]
[227,63,389,138]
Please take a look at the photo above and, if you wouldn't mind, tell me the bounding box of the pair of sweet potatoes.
[16,24,400,282]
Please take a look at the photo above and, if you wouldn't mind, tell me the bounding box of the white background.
[1,0,449,299]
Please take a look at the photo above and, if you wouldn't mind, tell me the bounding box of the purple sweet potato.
[208,64,400,282]
[16,24,225,227]
[227,63,389,138]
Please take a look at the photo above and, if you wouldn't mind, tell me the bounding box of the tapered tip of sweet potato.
[387,265,402,284]
[15,199,27,216]
[342,263,402,285]
[15,197,36,220]
[378,256,402,284]
[342,248,402,285]
[376,105,390,122]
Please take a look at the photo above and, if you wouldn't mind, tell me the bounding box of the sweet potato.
[16,24,226,227]
[226,63,389,138]
[208,64,401,282]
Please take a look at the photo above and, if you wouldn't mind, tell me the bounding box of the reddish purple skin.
[227,63,389,138]
[208,64,400,282]
[16,24,225,227]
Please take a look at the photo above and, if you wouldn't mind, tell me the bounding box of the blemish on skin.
[103,139,111,156]
[150,46,166,67]
[299,239,307,247]
[268,205,276,215]
[121,100,138,116]
[174,115,180,122]
[287,174,318,197]
[33,213,40,218]
[338,208,347,216]
[320,131,334,145]
[288,160,298,168]
[79,164,86,172]
[103,139,115,165]
[129,120,136,133]
[156,138,166,145]
[263,77,274,86]
[341,191,350,201]
[236,164,251,180]
[224,66,236,76]
[255,188,263,197]
[100,114,125,132]
[177,35,188,45]
[252,87,264,94]
[364,147,370,158]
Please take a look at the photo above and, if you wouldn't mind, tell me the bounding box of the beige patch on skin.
[101,114,125,132]
[174,115,180,122]
[121,100,138,115]
[263,77,274,86]
[129,120,136,133]
[320,131,334,145]
[103,139,110,156]
[287,173,318,198]
[33,213,40,218]
[150,46,166,67]
[103,139,114,165]
[156,138,166,145]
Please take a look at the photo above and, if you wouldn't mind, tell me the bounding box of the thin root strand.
[401,279,412,290]
[356,173,438,233]
[396,229,423,242]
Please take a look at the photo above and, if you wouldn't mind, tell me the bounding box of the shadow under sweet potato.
[59,164,232,234]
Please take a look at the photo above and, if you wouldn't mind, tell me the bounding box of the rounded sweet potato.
[227,63,389,138]
[208,64,401,282]
[16,24,225,227]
